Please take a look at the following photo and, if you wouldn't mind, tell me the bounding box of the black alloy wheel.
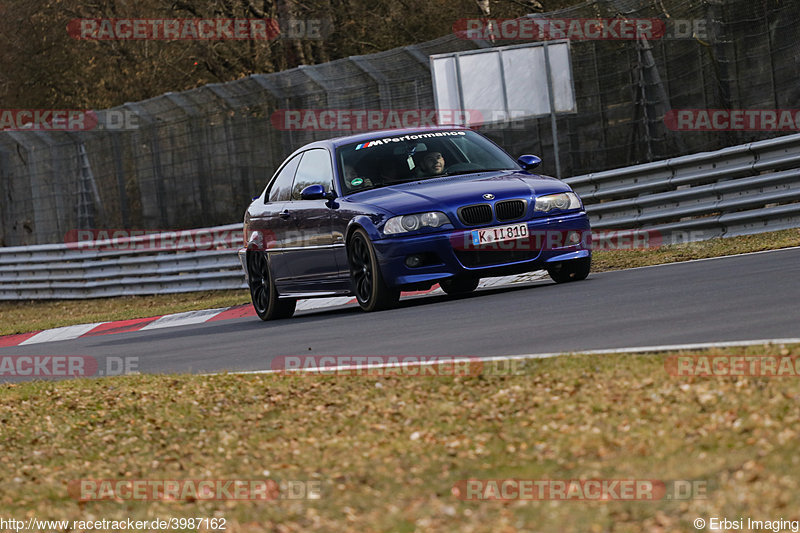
[348,228,400,312]
[247,250,296,320]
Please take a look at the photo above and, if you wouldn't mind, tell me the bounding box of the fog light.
[405,254,424,268]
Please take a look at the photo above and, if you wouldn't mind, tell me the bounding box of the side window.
[291,148,334,200]
[267,153,302,203]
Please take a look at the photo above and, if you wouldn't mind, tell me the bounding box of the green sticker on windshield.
[351,178,364,186]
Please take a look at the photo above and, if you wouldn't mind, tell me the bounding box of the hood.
[344,171,571,215]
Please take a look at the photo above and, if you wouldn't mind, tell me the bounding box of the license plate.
[471,223,529,245]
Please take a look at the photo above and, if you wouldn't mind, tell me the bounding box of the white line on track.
[214,338,800,377]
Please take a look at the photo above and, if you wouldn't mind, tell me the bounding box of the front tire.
[247,251,296,321]
[348,228,400,312]
[547,257,591,284]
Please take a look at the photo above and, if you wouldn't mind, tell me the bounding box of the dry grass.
[591,228,800,272]
[2,343,800,531]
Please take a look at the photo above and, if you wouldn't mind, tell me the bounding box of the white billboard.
[430,40,576,126]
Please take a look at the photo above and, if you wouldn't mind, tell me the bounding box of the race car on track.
[239,127,591,320]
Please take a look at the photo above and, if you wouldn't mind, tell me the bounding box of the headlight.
[534,192,582,212]
[384,211,451,234]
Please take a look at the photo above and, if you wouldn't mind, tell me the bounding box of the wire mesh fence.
[0,0,798,246]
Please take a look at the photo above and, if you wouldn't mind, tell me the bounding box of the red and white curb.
[0,272,548,347]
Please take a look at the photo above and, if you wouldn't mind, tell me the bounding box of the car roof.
[298,126,472,151]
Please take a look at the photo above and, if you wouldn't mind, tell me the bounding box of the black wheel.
[246,250,296,321]
[348,228,400,312]
[547,257,591,284]
[440,276,479,295]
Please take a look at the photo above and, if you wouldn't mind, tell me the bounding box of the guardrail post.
[123,102,168,228]
[0,147,8,245]
[4,132,52,243]
[164,92,213,222]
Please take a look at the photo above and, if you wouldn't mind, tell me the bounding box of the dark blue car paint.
[241,127,591,298]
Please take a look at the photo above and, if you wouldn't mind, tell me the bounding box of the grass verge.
[2,343,799,531]
[591,228,800,272]
[2,228,799,336]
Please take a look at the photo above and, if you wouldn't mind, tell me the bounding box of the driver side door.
[247,152,301,289]
[282,148,344,292]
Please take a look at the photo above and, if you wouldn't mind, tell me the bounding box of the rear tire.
[547,257,591,284]
[440,277,479,295]
[348,228,400,312]
[247,251,296,321]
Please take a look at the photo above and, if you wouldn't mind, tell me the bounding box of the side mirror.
[300,184,326,200]
[517,155,542,171]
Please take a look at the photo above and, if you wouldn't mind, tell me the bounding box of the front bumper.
[238,248,248,283]
[373,211,591,288]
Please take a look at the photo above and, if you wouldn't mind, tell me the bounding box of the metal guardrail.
[0,224,245,300]
[566,133,800,240]
[2,133,800,300]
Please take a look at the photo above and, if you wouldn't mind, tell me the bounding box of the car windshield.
[335,130,519,194]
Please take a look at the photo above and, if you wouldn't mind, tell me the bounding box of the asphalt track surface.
[2,247,799,379]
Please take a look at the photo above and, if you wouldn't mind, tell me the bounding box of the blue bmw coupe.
[239,127,591,319]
